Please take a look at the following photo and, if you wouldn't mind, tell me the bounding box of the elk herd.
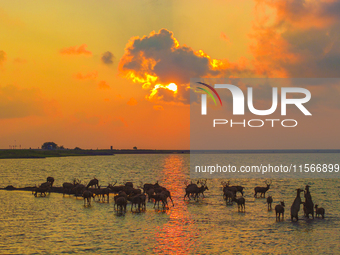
[32,177,326,220]
[32,177,174,214]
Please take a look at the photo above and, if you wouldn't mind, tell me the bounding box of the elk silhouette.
[254,180,272,198]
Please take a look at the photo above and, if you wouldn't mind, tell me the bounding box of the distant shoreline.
[0,149,339,159]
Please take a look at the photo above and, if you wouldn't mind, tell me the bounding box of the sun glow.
[167,83,177,92]
[119,29,230,102]
[148,82,178,100]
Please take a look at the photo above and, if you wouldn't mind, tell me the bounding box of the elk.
[87,177,99,189]
[124,181,133,188]
[94,186,111,202]
[221,181,237,202]
[184,180,208,201]
[275,201,285,221]
[114,191,128,210]
[146,181,163,194]
[303,185,314,219]
[130,188,142,197]
[82,189,94,206]
[153,186,175,206]
[140,194,147,210]
[141,181,173,206]
[232,185,245,196]
[232,196,245,212]
[115,196,127,213]
[221,182,234,205]
[33,183,50,197]
[141,181,160,194]
[62,179,79,196]
[39,181,52,194]
[108,181,126,194]
[254,180,272,198]
[62,182,74,196]
[291,189,304,221]
[108,181,138,195]
[197,180,209,198]
[159,188,174,207]
[222,181,245,196]
[130,194,144,212]
[315,205,325,219]
[73,182,86,197]
[267,196,273,210]
[46,177,55,187]
[145,188,155,202]
[224,190,234,205]
[150,193,167,209]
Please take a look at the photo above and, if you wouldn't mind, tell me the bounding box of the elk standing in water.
[87,177,99,189]
[224,190,234,205]
[93,185,111,202]
[291,189,304,221]
[315,205,325,219]
[221,181,237,199]
[254,180,272,198]
[47,177,55,187]
[73,182,86,197]
[82,189,94,206]
[62,179,79,196]
[223,181,245,196]
[114,191,128,210]
[33,182,51,197]
[130,194,144,212]
[267,196,273,210]
[303,185,314,219]
[232,196,245,212]
[150,193,167,209]
[184,180,208,201]
[115,196,127,213]
[275,201,285,221]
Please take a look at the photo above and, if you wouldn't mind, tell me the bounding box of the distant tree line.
[41,142,80,150]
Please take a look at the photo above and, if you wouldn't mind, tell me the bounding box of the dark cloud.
[119,29,249,103]
[101,51,114,65]
[252,0,340,78]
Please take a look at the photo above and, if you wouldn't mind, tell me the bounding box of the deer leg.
[169,196,174,207]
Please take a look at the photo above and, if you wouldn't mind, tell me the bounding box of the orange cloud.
[60,44,92,56]
[115,94,124,100]
[98,80,110,90]
[250,0,340,77]
[220,32,230,43]
[0,50,6,65]
[153,105,164,110]
[127,97,138,106]
[74,71,98,80]
[13,58,26,64]
[118,116,128,127]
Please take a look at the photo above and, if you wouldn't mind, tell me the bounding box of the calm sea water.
[0,154,339,254]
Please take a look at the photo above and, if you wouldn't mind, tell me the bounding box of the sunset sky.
[1,0,340,150]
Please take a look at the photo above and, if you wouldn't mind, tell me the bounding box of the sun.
[167,83,177,92]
